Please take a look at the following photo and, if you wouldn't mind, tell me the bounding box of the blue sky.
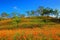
[0,0,60,14]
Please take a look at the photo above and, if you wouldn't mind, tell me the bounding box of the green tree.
[11,12,20,28]
[53,9,59,18]
[37,6,44,16]
[37,6,54,17]
[31,10,35,16]
[1,12,9,19]
[43,7,53,16]
[19,14,25,18]
[26,11,32,17]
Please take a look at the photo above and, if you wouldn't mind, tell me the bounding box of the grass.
[0,17,60,40]
[0,16,56,29]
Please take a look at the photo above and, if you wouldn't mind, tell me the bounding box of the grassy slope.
[0,17,60,40]
[0,16,56,29]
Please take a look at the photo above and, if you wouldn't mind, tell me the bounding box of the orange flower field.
[0,24,60,40]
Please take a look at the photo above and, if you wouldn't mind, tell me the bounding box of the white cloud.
[13,6,18,10]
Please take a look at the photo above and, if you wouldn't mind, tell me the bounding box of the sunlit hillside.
[0,0,60,39]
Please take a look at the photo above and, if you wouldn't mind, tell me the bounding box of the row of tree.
[0,6,59,20]
[27,6,59,18]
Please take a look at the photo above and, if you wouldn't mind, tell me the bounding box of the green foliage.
[26,11,31,17]
[31,10,35,16]
[1,12,9,19]
[53,9,59,18]
[0,6,59,29]
[19,14,25,18]
[11,13,21,28]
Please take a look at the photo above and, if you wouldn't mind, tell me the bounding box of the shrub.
[9,18,20,29]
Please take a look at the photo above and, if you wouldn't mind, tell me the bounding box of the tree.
[11,12,20,28]
[19,14,25,18]
[37,6,44,16]
[1,12,9,19]
[43,7,52,16]
[31,10,35,16]
[37,6,54,17]
[53,9,59,18]
[12,12,17,18]
[11,12,20,21]
[26,11,31,17]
